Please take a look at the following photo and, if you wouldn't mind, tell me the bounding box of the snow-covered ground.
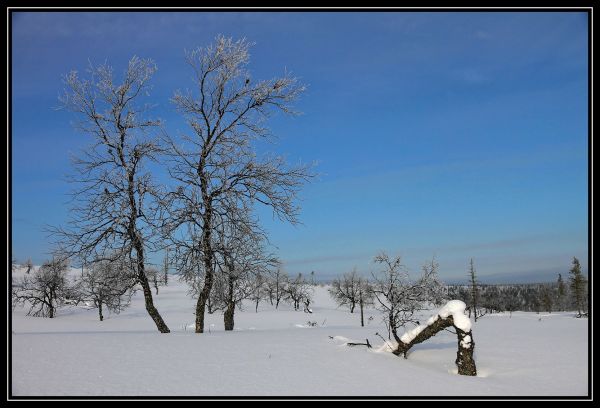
[10,269,589,397]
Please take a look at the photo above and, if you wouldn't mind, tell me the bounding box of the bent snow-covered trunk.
[394,300,476,376]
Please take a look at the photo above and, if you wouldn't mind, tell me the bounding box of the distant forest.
[446,281,588,314]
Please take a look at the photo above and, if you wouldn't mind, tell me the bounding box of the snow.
[437,300,472,332]
[10,273,589,397]
[400,300,471,344]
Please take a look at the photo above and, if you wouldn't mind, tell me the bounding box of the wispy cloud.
[452,67,489,84]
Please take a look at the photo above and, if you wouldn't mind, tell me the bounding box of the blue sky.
[11,11,589,283]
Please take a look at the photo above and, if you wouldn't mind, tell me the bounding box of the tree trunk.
[98,300,104,321]
[207,294,214,314]
[350,302,355,313]
[393,315,476,376]
[195,167,214,334]
[360,297,364,327]
[128,170,169,333]
[224,301,235,331]
[134,241,170,333]
[224,275,235,331]
[455,326,477,376]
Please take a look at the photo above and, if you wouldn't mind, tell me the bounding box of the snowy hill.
[10,276,589,397]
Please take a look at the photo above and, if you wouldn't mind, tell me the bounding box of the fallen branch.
[347,339,372,348]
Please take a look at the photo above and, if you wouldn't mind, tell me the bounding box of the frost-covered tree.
[329,269,362,313]
[162,35,314,333]
[145,266,162,295]
[76,256,137,321]
[421,257,445,307]
[250,271,269,313]
[12,256,70,318]
[52,57,170,333]
[569,257,587,317]
[163,248,169,286]
[214,213,276,329]
[285,273,314,311]
[370,252,444,342]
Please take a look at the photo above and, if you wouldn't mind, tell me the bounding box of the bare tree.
[329,269,362,313]
[370,252,443,343]
[284,273,314,311]
[145,266,162,295]
[76,256,137,321]
[163,36,314,333]
[25,258,33,274]
[214,212,276,329]
[357,277,374,327]
[52,57,170,332]
[267,267,288,309]
[13,256,70,318]
[250,271,269,313]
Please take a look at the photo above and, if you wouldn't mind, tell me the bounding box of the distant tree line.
[447,259,588,316]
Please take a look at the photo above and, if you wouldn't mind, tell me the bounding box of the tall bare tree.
[163,36,314,333]
[52,57,170,332]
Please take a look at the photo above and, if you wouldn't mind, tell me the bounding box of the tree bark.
[98,300,104,321]
[195,154,215,333]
